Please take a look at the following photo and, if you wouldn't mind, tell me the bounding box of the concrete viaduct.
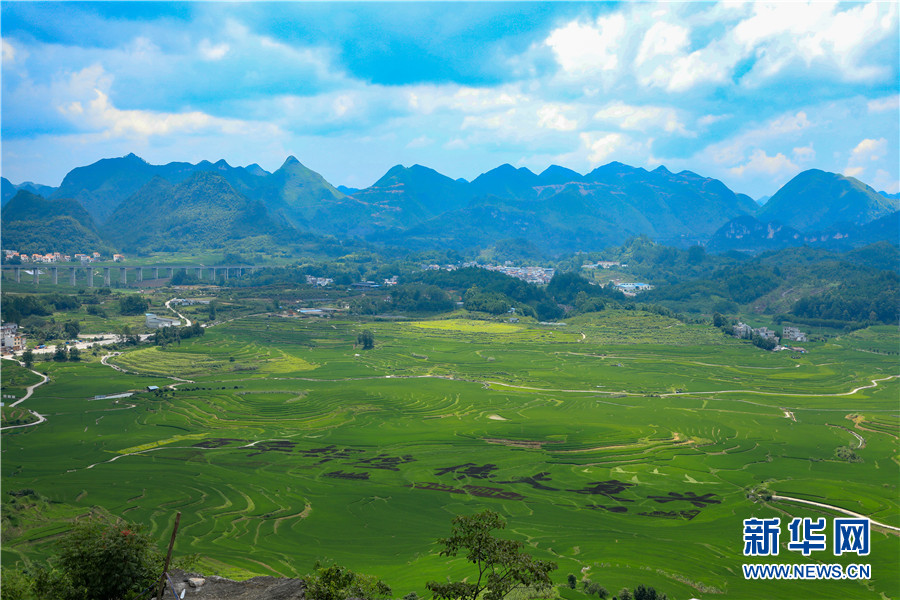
[1,265,260,288]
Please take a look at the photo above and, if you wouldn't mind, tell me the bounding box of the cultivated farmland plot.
[2,312,898,599]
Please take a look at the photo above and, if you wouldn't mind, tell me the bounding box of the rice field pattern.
[2,314,898,599]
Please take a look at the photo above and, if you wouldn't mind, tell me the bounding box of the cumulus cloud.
[635,21,689,67]
[868,95,900,113]
[594,101,688,135]
[850,138,888,162]
[730,149,797,178]
[580,132,626,166]
[843,137,889,178]
[871,169,899,194]
[545,14,626,74]
[199,39,230,61]
[406,135,433,148]
[2,39,22,65]
[537,105,577,131]
[792,144,815,163]
[59,87,278,139]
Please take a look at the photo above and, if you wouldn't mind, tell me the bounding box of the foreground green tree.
[33,516,163,600]
[21,349,34,369]
[426,510,557,600]
[305,561,392,600]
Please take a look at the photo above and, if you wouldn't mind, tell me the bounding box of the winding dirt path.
[1,358,49,431]
[771,495,900,533]
[165,297,192,327]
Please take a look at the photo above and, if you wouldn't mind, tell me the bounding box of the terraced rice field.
[2,312,897,599]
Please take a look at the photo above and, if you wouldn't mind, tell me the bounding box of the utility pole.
[156,512,181,600]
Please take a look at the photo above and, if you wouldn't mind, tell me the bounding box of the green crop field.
[2,312,897,599]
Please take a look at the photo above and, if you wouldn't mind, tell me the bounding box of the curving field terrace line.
[657,374,899,398]
[771,495,900,533]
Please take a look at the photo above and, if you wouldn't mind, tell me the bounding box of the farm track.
[165,297,192,327]
[826,424,866,448]
[1,358,49,431]
[771,495,900,533]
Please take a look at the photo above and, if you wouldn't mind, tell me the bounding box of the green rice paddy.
[2,312,897,599]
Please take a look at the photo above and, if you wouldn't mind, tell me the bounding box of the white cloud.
[60,87,278,139]
[444,138,468,150]
[643,44,734,92]
[580,132,626,166]
[733,1,898,84]
[545,14,626,74]
[871,169,899,194]
[2,39,21,65]
[766,111,811,136]
[594,101,688,135]
[537,105,577,131]
[843,166,865,178]
[730,149,797,178]
[406,135,433,148]
[332,94,354,118]
[792,144,815,163]
[199,39,230,61]
[868,95,900,113]
[850,138,888,162]
[697,114,730,127]
[407,85,527,116]
[635,21,690,67]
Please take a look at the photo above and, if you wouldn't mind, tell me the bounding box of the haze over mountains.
[2,154,897,256]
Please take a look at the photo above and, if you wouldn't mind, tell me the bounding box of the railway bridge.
[0,264,260,287]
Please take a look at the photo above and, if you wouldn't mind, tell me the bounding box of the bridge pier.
[136,268,143,283]
[87,268,94,287]
[33,268,39,285]
[167,267,173,278]
[70,267,77,287]
[210,267,216,280]
[120,267,127,287]
[51,267,58,285]
[15,267,20,283]
[154,267,159,279]
[103,267,111,287]
[196,267,203,280]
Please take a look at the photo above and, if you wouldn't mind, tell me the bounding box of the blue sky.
[2,1,898,198]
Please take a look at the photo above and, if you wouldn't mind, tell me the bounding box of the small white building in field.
[145,313,180,329]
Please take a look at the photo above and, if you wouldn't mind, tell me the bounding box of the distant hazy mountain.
[342,164,473,232]
[880,190,900,201]
[707,211,899,253]
[470,164,541,201]
[102,171,295,252]
[1,190,108,254]
[2,176,57,206]
[394,163,756,252]
[7,153,896,257]
[51,153,272,225]
[757,169,898,231]
[756,195,771,206]
[1,177,15,205]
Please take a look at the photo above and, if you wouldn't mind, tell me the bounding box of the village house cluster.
[0,323,27,354]
[421,262,556,284]
[481,264,555,284]
[305,275,334,287]
[3,250,124,264]
[582,261,625,269]
[733,322,808,351]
